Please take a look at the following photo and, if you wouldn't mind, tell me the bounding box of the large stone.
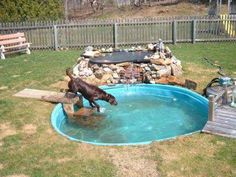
[145,66,151,71]
[78,60,89,71]
[151,64,165,71]
[101,73,112,84]
[72,64,80,76]
[170,63,183,76]
[116,62,131,67]
[112,72,119,79]
[109,64,118,71]
[91,64,100,71]
[81,68,93,77]
[94,69,104,79]
[156,66,171,77]
[103,67,113,73]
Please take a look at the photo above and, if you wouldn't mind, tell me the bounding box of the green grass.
[0,42,236,177]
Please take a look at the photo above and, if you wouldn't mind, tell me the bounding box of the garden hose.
[203,57,225,76]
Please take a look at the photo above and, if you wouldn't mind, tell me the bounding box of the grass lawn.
[0,42,236,177]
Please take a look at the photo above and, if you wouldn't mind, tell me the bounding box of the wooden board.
[14,88,82,104]
[202,105,236,139]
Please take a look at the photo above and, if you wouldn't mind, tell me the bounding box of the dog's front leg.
[91,101,100,112]
[89,101,95,108]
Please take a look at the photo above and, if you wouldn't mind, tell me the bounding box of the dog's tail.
[66,68,74,80]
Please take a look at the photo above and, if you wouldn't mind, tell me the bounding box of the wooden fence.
[0,15,236,50]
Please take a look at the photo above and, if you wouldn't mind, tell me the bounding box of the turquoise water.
[51,84,208,145]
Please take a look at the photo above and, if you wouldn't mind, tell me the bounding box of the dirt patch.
[0,163,3,170]
[0,123,17,140]
[101,146,159,177]
[57,157,73,163]
[0,86,8,90]
[50,80,68,90]
[22,124,37,135]
[6,175,30,177]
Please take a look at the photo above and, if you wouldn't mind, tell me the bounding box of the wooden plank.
[4,43,30,50]
[218,106,236,114]
[0,37,26,45]
[214,118,236,127]
[216,112,236,119]
[0,32,24,40]
[206,120,236,130]
[14,88,82,104]
[215,116,236,124]
[203,123,236,138]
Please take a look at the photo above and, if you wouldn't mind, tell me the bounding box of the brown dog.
[66,68,117,112]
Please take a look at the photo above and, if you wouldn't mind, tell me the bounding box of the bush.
[0,0,64,22]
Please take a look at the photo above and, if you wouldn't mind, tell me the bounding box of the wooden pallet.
[14,88,83,105]
[202,105,236,138]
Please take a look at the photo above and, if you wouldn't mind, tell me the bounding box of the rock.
[147,43,154,51]
[101,48,106,52]
[78,60,89,70]
[145,66,151,71]
[150,53,160,60]
[156,66,171,77]
[153,64,166,71]
[72,64,80,76]
[140,64,148,68]
[109,64,118,71]
[171,63,183,76]
[159,52,166,59]
[83,51,95,58]
[103,67,113,73]
[136,46,143,51]
[91,64,100,71]
[150,80,156,84]
[85,46,93,51]
[101,74,112,83]
[152,74,157,79]
[106,80,112,84]
[150,58,172,65]
[94,69,104,79]
[116,62,131,67]
[79,68,93,77]
[112,72,119,79]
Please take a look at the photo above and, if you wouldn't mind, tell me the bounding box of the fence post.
[172,20,177,45]
[192,20,196,44]
[113,23,118,49]
[53,25,58,51]
[208,95,215,121]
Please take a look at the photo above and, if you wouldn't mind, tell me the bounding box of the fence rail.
[0,15,236,50]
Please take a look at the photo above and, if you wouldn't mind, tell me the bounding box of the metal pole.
[208,95,215,121]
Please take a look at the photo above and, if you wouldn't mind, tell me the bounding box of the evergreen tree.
[0,0,64,22]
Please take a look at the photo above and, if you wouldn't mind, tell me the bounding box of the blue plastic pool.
[51,84,208,146]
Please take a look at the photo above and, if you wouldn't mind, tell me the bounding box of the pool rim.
[51,84,208,146]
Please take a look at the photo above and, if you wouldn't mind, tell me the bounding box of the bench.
[0,32,31,60]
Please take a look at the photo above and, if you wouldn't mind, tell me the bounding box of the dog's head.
[106,94,118,106]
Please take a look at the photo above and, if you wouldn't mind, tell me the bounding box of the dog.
[66,68,117,112]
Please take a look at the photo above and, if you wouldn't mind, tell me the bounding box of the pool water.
[51,84,208,145]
